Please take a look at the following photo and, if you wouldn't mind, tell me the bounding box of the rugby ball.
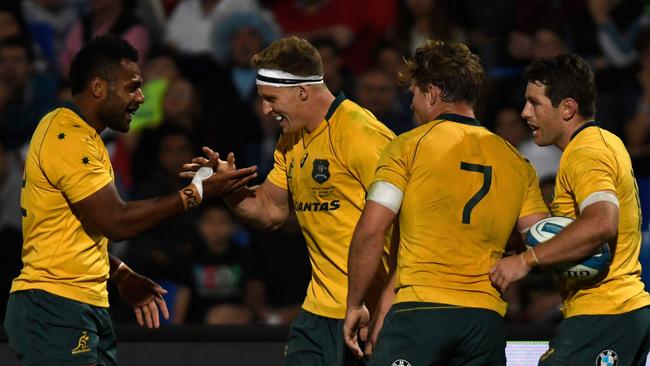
[526,216,611,280]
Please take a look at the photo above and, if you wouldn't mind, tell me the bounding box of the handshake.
[177,146,258,209]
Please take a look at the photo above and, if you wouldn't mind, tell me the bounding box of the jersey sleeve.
[41,128,112,203]
[266,135,289,190]
[373,136,410,193]
[520,161,550,218]
[563,146,617,206]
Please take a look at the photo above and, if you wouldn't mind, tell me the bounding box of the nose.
[521,102,532,120]
[135,88,145,104]
[261,100,273,115]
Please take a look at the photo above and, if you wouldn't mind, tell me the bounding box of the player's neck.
[557,117,594,150]
[434,102,475,120]
[304,90,336,133]
[71,94,106,133]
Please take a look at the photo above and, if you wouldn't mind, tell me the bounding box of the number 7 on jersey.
[460,162,492,224]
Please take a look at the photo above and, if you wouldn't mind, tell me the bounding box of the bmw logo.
[391,360,412,366]
[596,350,618,366]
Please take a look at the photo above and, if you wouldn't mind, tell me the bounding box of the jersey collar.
[570,121,600,141]
[62,101,89,123]
[436,113,482,126]
[324,92,346,122]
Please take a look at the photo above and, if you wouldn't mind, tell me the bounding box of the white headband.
[256,69,324,87]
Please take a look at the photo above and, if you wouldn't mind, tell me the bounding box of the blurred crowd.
[1,0,650,326]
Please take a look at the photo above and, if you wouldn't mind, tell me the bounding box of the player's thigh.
[95,306,118,366]
[632,307,650,366]
[369,302,458,366]
[284,310,326,366]
[284,310,362,366]
[4,290,106,366]
[449,308,506,366]
[540,308,650,366]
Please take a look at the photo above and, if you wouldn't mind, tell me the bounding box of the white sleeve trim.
[579,191,619,212]
[367,181,404,214]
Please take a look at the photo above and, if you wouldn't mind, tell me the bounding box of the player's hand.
[343,305,370,359]
[180,147,257,197]
[113,267,169,329]
[364,306,387,358]
[489,254,531,294]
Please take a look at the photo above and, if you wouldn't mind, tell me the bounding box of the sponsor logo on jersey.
[391,360,411,366]
[312,159,330,183]
[596,350,618,366]
[294,200,340,212]
[71,330,91,355]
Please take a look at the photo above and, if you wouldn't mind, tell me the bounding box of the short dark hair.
[69,34,138,95]
[398,40,484,105]
[524,54,596,118]
[251,36,323,77]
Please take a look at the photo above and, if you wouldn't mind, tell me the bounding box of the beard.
[98,93,130,133]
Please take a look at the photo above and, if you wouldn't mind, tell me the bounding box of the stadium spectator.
[207,8,281,169]
[493,105,562,181]
[246,212,311,325]
[0,140,22,233]
[59,0,150,79]
[353,68,415,135]
[625,25,650,176]
[164,0,258,56]
[490,53,650,365]
[0,36,58,151]
[174,203,253,324]
[22,0,79,66]
[270,0,397,73]
[312,37,356,98]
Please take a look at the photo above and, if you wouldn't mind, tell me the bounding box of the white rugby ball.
[526,216,611,280]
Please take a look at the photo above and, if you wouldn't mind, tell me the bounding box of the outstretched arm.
[182,147,290,231]
[109,255,169,328]
[224,179,291,231]
[73,150,257,241]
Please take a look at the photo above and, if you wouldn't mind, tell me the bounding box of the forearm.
[110,192,186,241]
[109,254,123,277]
[533,212,616,266]
[347,229,386,308]
[224,186,287,231]
[109,254,133,283]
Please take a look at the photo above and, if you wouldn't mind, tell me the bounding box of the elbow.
[105,229,129,242]
[102,220,133,242]
[595,220,618,245]
[587,217,618,252]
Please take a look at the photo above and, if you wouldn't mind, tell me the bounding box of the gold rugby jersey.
[551,122,650,317]
[11,103,113,307]
[374,113,548,316]
[267,93,395,319]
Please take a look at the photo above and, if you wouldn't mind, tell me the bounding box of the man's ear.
[426,84,438,106]
[90,76,106,99]
[560,98,578,121]
[298,86,309,101]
